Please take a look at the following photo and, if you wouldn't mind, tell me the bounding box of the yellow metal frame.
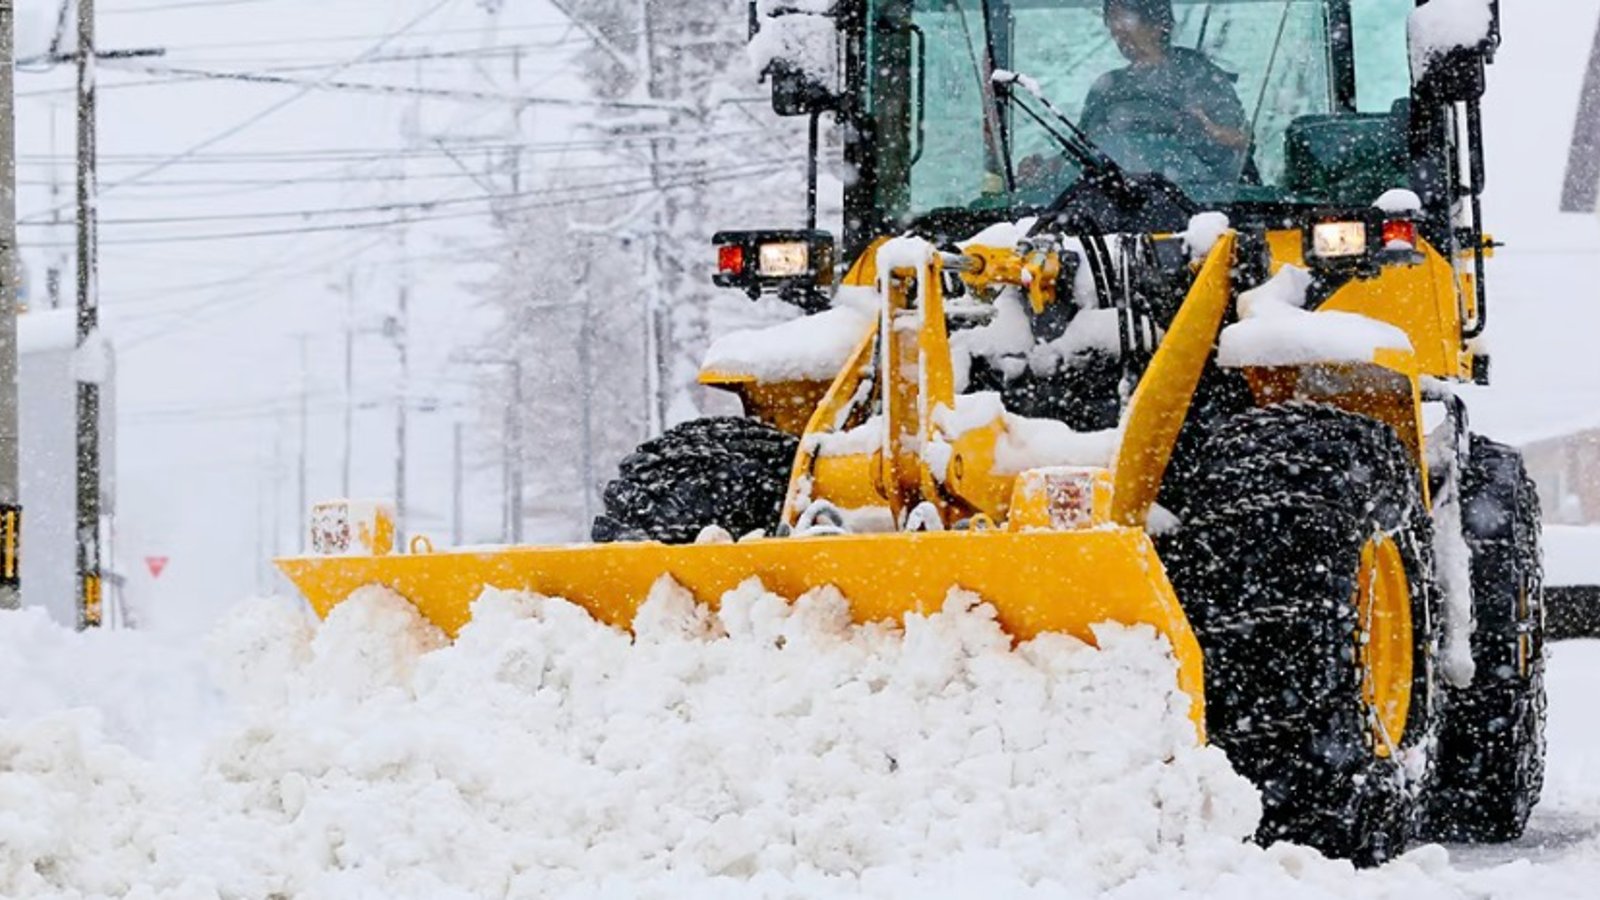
[277,211,1479,757]
[82,574,102,628]
[790,234,1245,531]
[1264,229,1472,381]
[694,374,834,436]
[1007,468,1115,531]
[279,235,1256,743]
[1111,233,1237,526]
[1241,232,1456,504]
[1,506,17,586]
[780,326,879,528]
[1241,357,1432,507]
[700,240,887,436]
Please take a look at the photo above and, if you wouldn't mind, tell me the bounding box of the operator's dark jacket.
[1079,46,1250,185]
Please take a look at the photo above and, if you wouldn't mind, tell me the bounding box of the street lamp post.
[0,1,22,612]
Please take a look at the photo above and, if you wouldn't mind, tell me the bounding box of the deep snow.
[2,587,1599,898]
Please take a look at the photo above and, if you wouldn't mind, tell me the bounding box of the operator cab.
[727,0,1496,353]
[848,0,1481,255]
[864,1,1411,228]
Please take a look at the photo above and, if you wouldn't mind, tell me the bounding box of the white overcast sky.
[15,0,591,628]
[8,0,1600,630]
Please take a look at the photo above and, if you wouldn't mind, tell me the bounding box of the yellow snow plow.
[281,0,1545,868]
[281,234,1240,739]
[279,529,1203,709]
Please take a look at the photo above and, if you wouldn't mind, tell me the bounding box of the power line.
[98,60,691,112]
[25,189,514,226]
[105,0,281,14]
[98,237,388,305]
[18,128,789,214]
[20,156,800,241]
[91,151,795,347]
[19,153,801,228]
[22,0,463,224]
[19,167,490,189]
[15,130,757,165]
[124,395,466,426]
[131,21,626,54]
[24,159,800,245]
[173,44,583,71]
[112,231,395,348]
[15,43,597,97]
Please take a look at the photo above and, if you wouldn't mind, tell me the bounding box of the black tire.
[966,349,1124,432]
[592,417,798,544]
[1422,436,1547,842]
[1163,403,1440,866]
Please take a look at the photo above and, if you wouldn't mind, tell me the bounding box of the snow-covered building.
[1521,424,1600,636]
[1520,425,1600,527]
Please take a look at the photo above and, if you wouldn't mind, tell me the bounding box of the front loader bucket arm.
[277,528,1207,738]
[1112,232,1237,527]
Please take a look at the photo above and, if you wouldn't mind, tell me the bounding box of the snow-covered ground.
[2,588,1599,898]
[1546,526,1600,588]
[1453,640,1600,874]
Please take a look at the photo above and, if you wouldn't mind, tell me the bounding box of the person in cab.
[1081,0,1252,185]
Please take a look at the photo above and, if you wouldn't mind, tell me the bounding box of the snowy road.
[1453,639,1600,871]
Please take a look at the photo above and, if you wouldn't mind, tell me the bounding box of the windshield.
[865,0,1416,222]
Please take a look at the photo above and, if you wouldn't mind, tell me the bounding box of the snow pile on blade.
[4,587,1600,897]
[0,583,1258,897]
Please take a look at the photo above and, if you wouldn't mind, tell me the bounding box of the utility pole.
[74,0,102,629]
[507,360,523,543]
[296,335,310,553]
[47,104,63,310]
[641,228,663,437]
[341,271,355,498]
[509,47,524,199]
[0,0,21,611]
[393,278,408,548]
[501,48,525,543]
[458,356,523,543]
[577,306,594,528]
[254,464,265,594]
[451,422,463,546]
[271,424,283,561]
[391,59,420,548]
[500,402,510,541]
[639,1,671,436]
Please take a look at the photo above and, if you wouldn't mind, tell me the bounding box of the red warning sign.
[145,556,170,579]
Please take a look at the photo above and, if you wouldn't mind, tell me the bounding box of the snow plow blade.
[277,527,1206,735]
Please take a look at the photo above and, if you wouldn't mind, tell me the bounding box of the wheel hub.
[1356,534,1414,757]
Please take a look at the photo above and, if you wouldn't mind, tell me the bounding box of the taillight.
[717,244,745,275]
[1381,219,1418,248]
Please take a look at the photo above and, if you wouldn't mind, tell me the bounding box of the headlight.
[712,229,835,311]
[758,241,811,277]
[1311,221,1369,258]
